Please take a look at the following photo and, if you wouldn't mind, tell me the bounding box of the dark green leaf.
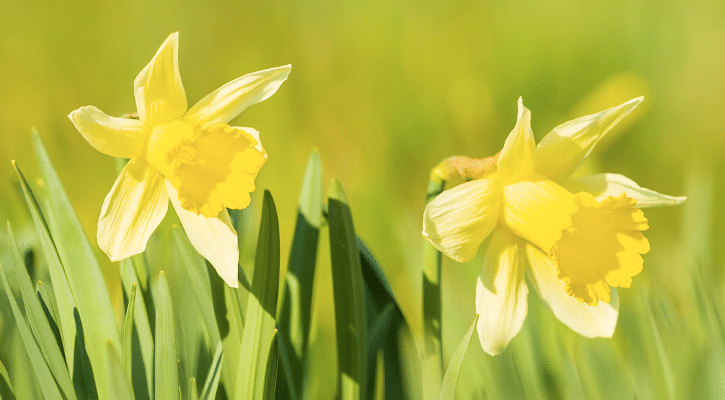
[236,190,281,400]
[199,343,223,400]
[328,180,367,400]
[277,149,323,399]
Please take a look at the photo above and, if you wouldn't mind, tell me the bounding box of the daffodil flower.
[422,97,686,355]
[68,32,290,287]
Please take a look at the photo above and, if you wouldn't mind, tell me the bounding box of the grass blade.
[236,190,281,400]
[123,283,137,384]
[199,343,223,400]
[32,130,122,400]
[12,160,78,372]
[439,314,479,400]
[106,341,135,400]
[0,359,15,399]
[278,149,323,399]
[36,281,63,356]
[6,222,77,400]
[0,256,63,400]
[423,178,445,399]
[328,180,367,400]
[154,271,178,400]
[263,329,280,399]
[120,259,154,400]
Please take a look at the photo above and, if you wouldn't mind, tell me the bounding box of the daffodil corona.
[69,32,290,287]
[423,97,686,355]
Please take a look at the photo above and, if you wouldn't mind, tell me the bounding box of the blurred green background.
[1,0,723,398]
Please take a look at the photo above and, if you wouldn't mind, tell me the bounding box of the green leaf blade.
[236,190,281,400]
[31,130,122,400]
[439,314,479,400]
[154,271,178,400]
[328,180,367,400]
[277,149,323,399]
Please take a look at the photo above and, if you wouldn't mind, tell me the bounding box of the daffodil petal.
[97,159,169,261]
[525,243,618,337]
[134,32,187,125]
[185,65,292,125]
[565,173,687,208]
[423,176,502,263]
[68,106,146,159]
[167,181,239,288]
[500,172,576,254]
[476,228,528,356]
[535,97,643,182]
[498,97,535,183]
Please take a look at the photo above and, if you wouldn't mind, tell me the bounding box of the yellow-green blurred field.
[1,1,724,399]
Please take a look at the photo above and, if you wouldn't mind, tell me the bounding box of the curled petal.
[134,32,187,125]
[565,173,687,208]
[423,176,502,263]
[525,243,618,338]
[68,106,145,159]
[498,97,536,183]
[98,159,169,261]
[186,65,292,125]
[476,228,528,356]
[535,97,643,182]
[167,181,240,288]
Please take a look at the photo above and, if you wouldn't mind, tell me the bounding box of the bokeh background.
[1,0,723,398]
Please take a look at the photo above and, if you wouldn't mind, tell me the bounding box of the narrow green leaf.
[439,314,479,400]
[0,359,15,400]
[107,341,135,400]
[236,190,281,400]
[199,343,223,400]
[219,283,244,400]
[0,260,63,400]
[124,283,137,383]
[36,281,63,357]
[423,178,445,399]
[155,271,178,400]
[328,180,367,400]
[171,228,221,346]
[188,379,198,400]
[6,222,77,400]
[32,130,122,400]
[12,160,77,371]
[262,330,280,399]
[277,149,323,399]
[120,259,154,400]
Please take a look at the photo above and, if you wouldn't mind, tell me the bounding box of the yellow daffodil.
[423,97,686,355]
[68,32,290,287]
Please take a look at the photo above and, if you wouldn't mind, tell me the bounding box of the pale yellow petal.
[476,228,528,356]
[422,176,502,263]
[535,97,643,182]
[134,32,187,125]
[500,172,576,254]
[185,65,291,125]
[497,97,535,183]
[97,159,169,261]
[565,173,687,208]
[68,106,145,158]
[167,181,240,287]
[525,243,618,338]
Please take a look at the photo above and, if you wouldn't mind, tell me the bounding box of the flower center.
[551,192,650,306]
[146,120,266,217]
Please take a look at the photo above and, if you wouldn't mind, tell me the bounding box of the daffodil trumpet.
[422,97,686,355]
[69,32,291,288]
